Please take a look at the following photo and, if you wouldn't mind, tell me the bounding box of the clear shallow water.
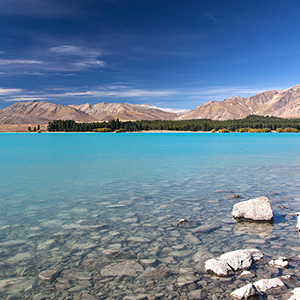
[1,132,300,299]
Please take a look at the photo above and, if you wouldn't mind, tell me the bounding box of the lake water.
[1,132,300,299]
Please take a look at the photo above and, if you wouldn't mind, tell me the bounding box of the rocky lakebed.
[1,191,300,300]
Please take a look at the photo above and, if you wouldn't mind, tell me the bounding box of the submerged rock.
[205,249,263,277]
[38,269,61,282]
[231,196,273,221]
[184,233,200,244]
[101,260,144,277]
[191,224,221,233]
[0,277,35,295]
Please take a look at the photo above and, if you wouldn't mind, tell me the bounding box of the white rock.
[268,257,289,268]
[219,249,263,271]
[205,249,263,277]
[253,277,284,293]
[288,287,300,300]
[230,283,257,299]
[240,270,253,277]
[231,196,273,221]
[231,277,285,299]
[204,258,231,277]
[294,212,300,231]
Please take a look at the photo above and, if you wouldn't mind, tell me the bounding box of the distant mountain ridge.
[69,102,177,121]
[0,100,177,124]
[178,84,300,120]
[2,84,300,124]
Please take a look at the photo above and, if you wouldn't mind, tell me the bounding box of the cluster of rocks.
[1,194,300,299]
[202,196,300,299]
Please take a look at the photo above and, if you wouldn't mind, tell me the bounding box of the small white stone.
[295,212,300,231]
[240,270,253,277]
[230,283,257,299]
[268,257,289,268]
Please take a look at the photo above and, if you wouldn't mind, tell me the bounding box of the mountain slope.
[0,101,177,124]
[69,102,177,121]
[178,85,300,120]
[0,101,97,124]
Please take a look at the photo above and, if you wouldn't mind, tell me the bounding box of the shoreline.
[0,124,48,133]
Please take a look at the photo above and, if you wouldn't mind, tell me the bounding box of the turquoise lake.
[1,132,300,299]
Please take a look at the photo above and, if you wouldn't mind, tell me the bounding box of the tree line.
[47,115,300,132]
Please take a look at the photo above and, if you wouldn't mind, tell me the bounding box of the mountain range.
[1,84,300,124]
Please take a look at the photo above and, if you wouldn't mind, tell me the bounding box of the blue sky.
[0,0,300,111]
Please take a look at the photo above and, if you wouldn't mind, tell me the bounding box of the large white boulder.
[205,249,263,277]
[231,196,273,221]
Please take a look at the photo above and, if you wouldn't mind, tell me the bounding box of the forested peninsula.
[47,115,300,133]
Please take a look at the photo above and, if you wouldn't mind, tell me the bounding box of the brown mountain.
[178,84,300,120]
[69,102,177,121]
[0,101,177,124]
[0,101,97,124]
[2,84,300,124]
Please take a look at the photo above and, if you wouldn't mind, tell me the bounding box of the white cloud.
[0,88,23,95]
[0,59,44,65]
[207,13,219,22]
[181,86,282,99]
[4,97,47,102]
[51,45,102,57]
[62,88,177,98]
[71,59,105,68]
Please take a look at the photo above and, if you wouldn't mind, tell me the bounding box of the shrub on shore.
[283,127,299,132]
[218,128,230,133]
[93,127,112,132]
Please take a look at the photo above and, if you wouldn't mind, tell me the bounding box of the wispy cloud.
[51,45,102,57]
[70,59,105,68]
[0,88,23,95]
[207,13,219,22]
[181,86,282,99]
[62,87,177,98]
[0,59,44,65]
[0,45,106,73]
[3,97,47,102]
